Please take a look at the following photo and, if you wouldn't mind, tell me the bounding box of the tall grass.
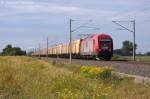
[0,56,112,99]
[0,56,149,99]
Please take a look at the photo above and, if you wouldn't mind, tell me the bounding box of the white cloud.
[111,0,149,6]
[0,1,118,21]
[0,1,80,13]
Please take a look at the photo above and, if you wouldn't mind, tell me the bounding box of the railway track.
[42,57,150,78]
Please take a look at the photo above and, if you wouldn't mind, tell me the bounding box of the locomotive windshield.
[99,39,111,46]
[99,39,112,51]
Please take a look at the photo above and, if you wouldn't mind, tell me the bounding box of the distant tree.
[114,40,137,56]
[113,49,124,55]
[121,40,137,56]
[145,52,150,56]
[1,44,26,56]
[137,52,143,56]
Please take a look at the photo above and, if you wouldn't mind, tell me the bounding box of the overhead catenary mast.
[112,20,136,61]
[46,37,49,59]
[69,19,72,64]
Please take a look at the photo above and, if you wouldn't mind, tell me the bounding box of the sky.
[0,0,150,53]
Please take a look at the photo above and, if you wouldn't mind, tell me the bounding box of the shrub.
[80,66,113,79]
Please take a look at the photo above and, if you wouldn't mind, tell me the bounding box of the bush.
[80,66,113,79]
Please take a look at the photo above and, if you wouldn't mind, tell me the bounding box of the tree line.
[114,40,150,56]
[113,40,137,56]
[0,44,26,56]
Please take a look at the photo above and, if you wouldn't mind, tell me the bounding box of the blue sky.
[0,0,150,53]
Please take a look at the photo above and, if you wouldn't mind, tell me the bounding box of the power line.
[93,5,150,32]
[112,20,136,61]
[71,20,92,32]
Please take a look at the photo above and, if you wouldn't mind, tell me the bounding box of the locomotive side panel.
[80,36,95,55]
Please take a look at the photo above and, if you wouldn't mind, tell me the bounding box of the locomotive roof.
[82,33,111,40]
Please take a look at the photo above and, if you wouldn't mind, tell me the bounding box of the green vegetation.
[80,66,112,79]
[114,40,137,56]
[0,44,26,56]
[111,54,128,61]
[135,56,150,61]
[112,54,150,61]
[145,52,150,56]
[0,56,149,99]
[126,56,150,61]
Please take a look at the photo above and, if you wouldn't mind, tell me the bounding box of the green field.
[112,55,150,61]
[133,56,150,61]
[0,56,149,99]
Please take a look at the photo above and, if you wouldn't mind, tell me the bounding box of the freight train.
[32,34,113,60]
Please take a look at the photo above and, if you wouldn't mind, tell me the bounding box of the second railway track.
[42,57,150,78]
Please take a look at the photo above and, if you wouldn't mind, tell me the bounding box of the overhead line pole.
[46,37,49,59]
[133,20,136,61]
[39,43,41,58]
[112,20,136,61]
[69,19,72,64]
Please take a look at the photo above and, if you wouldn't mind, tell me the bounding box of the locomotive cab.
[97,34,113,60]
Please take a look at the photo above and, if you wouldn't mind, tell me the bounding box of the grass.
[111,55,128,61]
[0,56,149,99]
[112,54,150,61]
[133,56,150,61]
